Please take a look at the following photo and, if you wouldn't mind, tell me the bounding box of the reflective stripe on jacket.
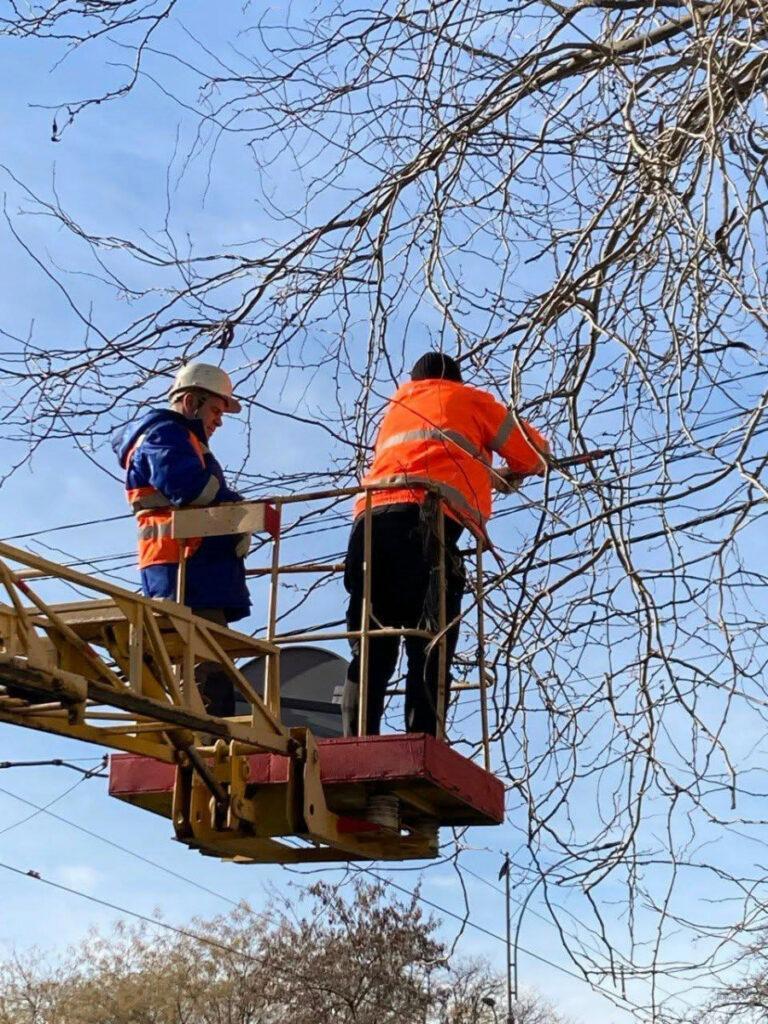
[112,409,250,618]
[111,410,248,618]
[353,379,549,536]
[126,428,207,569]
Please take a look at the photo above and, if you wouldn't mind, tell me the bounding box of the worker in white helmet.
[112,363,249,717]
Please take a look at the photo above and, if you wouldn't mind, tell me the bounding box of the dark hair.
[410,352,463,383]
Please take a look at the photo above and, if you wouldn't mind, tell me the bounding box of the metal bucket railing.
[181,483,491,768]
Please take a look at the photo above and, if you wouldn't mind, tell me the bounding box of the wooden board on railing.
[172,501,280,540]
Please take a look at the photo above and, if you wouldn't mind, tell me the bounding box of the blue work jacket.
[112,409,251,621]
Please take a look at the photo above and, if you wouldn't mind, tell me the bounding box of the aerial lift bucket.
[0,488,504,865]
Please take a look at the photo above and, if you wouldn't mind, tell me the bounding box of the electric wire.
[0,855,653,1018]
[0,371,763,1018]
[457,860,699,1015]
[0,784,241,906]
[0,757,108,777]
[0,777,91,837]
[0,767,650,995]
[0,397,759,606]
[0,759,648,1006]
[1,364,763,562]
[14,402,764,585]
[1,513,131,542]
[0,748,721,1015]
[0,858,257,953]
[1,694,690,1005]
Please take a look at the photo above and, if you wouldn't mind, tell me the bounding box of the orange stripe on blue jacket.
[112,409,250,620]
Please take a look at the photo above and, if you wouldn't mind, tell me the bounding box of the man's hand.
[493,469,525,494]
[494,450,614,494]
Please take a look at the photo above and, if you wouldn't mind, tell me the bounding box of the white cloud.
[54,864,101,894]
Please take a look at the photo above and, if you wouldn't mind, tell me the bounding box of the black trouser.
[193,608,236,718]
[344,503,465,736]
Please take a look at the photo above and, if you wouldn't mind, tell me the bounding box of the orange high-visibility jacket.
[353,379,549,537]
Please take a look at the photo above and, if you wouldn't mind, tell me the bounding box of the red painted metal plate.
[109,733,504,827]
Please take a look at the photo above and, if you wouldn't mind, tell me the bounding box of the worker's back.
[354,378,546,535]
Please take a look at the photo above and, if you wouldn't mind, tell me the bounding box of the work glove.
[492,469,524,494]
[234,532,252,559]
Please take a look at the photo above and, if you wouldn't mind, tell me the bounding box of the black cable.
[0,757,108,777]
[0,756,641,1002]
[0,784,240,907]
[0,854,649,1014]
[457,861,697,1011]
[2,513,131,542]
[0,859,252,954]
[2,366,762,557]
[0,777,89,837]
[5,385,761,587]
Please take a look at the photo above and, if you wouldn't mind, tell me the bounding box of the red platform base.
[109,733,504,831]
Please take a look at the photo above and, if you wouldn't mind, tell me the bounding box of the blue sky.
[1,6,766,1023]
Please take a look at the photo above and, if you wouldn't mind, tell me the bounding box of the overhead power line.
[0,767,700,1017]
[1,513,131,543]
[0,757,108,777]
[0,856,649,1018]
[0,785,240,907]
[0,777,91,838]
[2,364,763,555]
[0,769,638,1007]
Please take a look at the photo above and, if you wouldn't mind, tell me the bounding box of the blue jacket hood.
[112,409,207,468]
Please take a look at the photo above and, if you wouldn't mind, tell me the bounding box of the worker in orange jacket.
[343,352,549,737]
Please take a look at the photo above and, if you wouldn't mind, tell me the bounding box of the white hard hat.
[168,362,242,413]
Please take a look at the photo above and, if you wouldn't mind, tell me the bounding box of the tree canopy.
[0,881,567,1024]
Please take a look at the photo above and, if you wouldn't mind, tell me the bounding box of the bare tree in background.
[0,881,566,1024]
[2,1,768,1019]
[675,931,768,1023]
